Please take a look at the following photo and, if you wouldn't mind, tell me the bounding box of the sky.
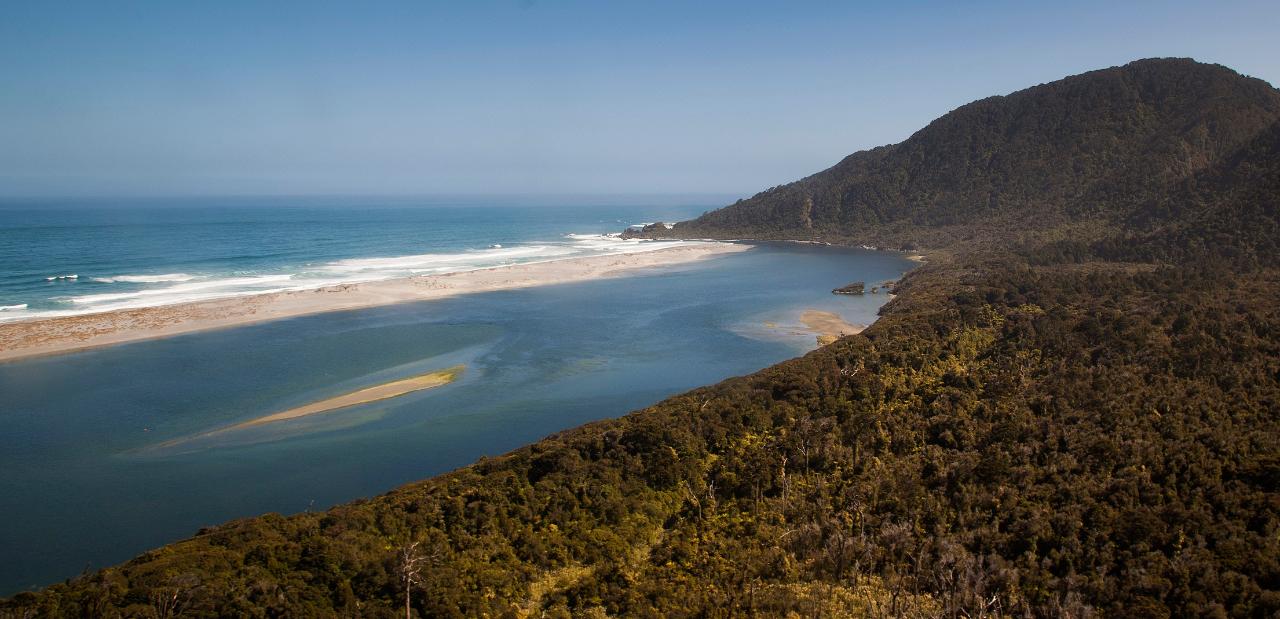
[2,0,1278,198]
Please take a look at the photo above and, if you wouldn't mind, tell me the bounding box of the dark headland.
[6,58,1280,617]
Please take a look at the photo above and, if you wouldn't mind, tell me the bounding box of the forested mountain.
[5,59,1280,618]
[635,58,1280,250]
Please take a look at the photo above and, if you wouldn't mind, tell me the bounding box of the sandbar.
[799,310,865,346]
[147,365,464,453]
[232,365,463,430]
[0,243,748,363]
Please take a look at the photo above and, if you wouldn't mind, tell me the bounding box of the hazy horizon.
[0,192,742,206]
[4,0,1279,198]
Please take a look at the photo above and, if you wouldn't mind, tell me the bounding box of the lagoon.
[0,236,911,594]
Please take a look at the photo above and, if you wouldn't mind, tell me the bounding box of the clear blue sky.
[2,0,1278,198]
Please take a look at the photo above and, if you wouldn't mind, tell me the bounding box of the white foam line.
[92,273,196,284]
[5,236,719,322]
[66,275,297,305]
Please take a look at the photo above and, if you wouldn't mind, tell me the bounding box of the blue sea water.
[0,196,718,319]
[0,198,914,594]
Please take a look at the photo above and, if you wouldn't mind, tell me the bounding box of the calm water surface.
[0,210,913,594]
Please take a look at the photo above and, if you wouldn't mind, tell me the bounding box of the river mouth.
[0,242,913,594]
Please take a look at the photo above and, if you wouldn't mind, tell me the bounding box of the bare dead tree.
[824,529,855,581]
[794,416,833,476]
[149,573,201,618]
[398,540,442,619]
[679,480,703,522]
[779,455,790,500]
[398,541,425,619]
[151,588,183,619]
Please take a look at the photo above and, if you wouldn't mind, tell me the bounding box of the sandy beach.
[0,243,748,363]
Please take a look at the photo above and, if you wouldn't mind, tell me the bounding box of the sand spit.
[0,243,748,363]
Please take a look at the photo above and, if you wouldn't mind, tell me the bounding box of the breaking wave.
[91,273,197,284]
[1,234,707,322]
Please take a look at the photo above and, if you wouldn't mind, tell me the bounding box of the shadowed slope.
[639,58,1280,249]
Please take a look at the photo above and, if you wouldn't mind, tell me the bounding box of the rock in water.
[832,281,865,295]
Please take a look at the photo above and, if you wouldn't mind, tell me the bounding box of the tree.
[397,540,440,619]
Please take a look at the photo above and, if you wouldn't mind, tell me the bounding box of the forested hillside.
[634,59,1280,251]
[4,59,1279,618]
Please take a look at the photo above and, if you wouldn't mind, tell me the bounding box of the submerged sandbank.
[799,310,866,346]
[232,365,464,430]
[0,243,748,362]
[146,365,464,453]
[754,309,867,347]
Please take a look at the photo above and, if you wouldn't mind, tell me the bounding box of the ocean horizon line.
[0,192,744,209]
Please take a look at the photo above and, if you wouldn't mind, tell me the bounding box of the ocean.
[0,196,718,320]
[0,197,914,594]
